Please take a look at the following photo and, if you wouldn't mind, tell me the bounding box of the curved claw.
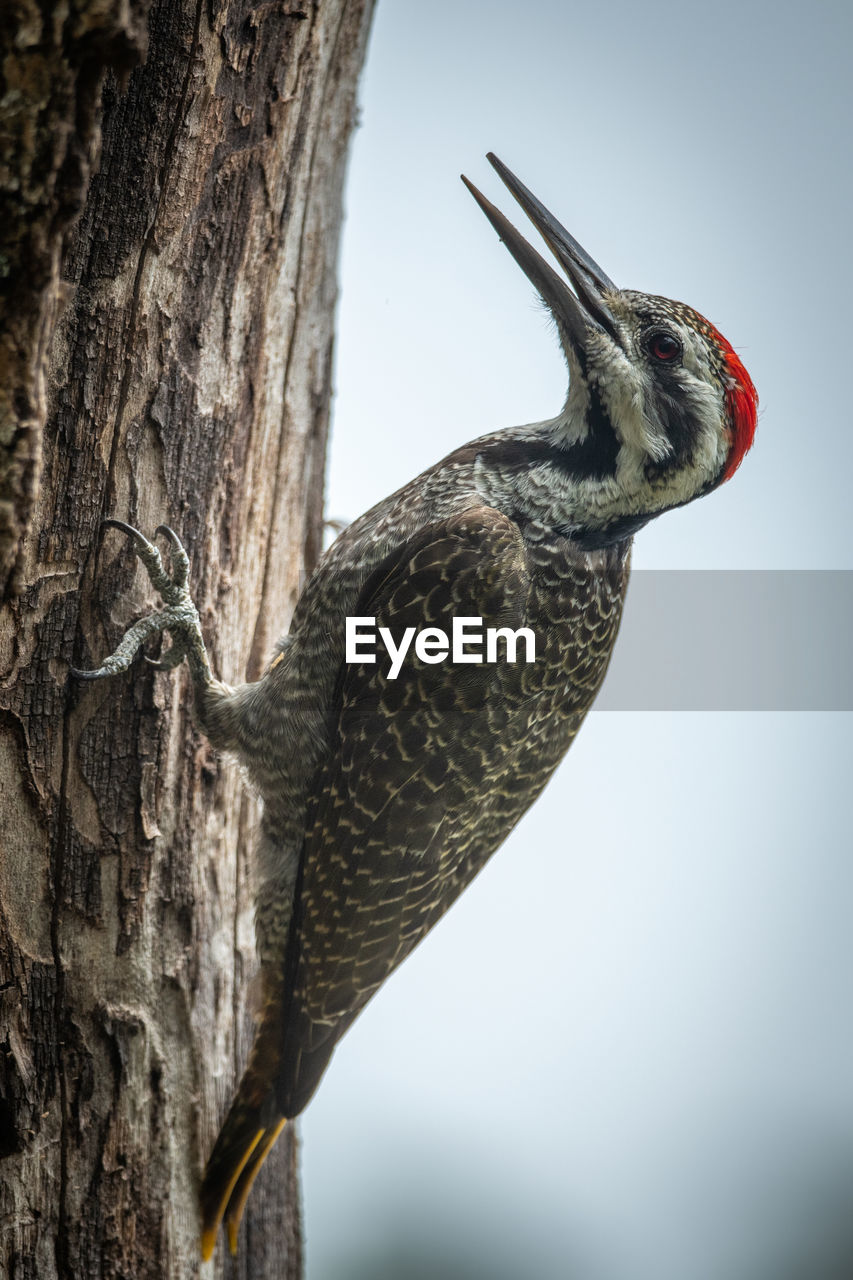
[154,525,190,590]
[101,518,158,557]
[70,610,174,682]
[99,518,181,600]
[144,638,187,671]
[154,523,181,546]
[72,519,211,687]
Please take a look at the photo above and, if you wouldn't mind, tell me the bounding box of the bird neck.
[471,403,655,549]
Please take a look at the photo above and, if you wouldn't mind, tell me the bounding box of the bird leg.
[72,519,215,691]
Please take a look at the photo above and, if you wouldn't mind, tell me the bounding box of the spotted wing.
[276,506,547,1116]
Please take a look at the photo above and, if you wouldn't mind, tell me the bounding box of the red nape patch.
[714,331,758,482]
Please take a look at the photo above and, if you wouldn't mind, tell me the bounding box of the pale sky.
[301,4,853,1277]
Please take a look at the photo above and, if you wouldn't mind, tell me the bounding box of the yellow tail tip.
[223,1118,288,1254]
[199,1127,264,1260]
[200,1228,217,1263]
[227,1220,240,1257]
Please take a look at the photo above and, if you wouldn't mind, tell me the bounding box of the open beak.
[461,154,622,354]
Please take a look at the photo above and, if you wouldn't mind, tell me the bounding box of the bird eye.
[646,330,682,363]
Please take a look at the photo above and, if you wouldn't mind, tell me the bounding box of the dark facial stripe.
[448,383,620,484]
[561,381,621,480]
[644,383,697,476]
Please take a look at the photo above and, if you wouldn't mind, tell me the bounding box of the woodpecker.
[73,154,758,1258]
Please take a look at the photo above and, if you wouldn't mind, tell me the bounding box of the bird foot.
[71,520,211,683]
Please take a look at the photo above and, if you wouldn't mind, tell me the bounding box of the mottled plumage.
[283,508,628,1115]
[74,155,758,1258]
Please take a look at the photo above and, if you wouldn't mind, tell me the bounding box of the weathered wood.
[0,0,154,601]
[0,0,374,1275]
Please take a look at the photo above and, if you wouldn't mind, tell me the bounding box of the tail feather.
[200,1117,266,1261]
[224,1118,288,1254]
[200,975,288,1260]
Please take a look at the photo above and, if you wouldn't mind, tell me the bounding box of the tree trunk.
[0,0,374,1275]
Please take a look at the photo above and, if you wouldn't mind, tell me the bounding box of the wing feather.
[277,508,536,1113]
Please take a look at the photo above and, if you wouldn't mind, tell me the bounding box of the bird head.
[462,155,758,545]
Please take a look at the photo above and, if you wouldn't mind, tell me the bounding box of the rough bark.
[0,0,153,600]
[0,0,374,1275]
